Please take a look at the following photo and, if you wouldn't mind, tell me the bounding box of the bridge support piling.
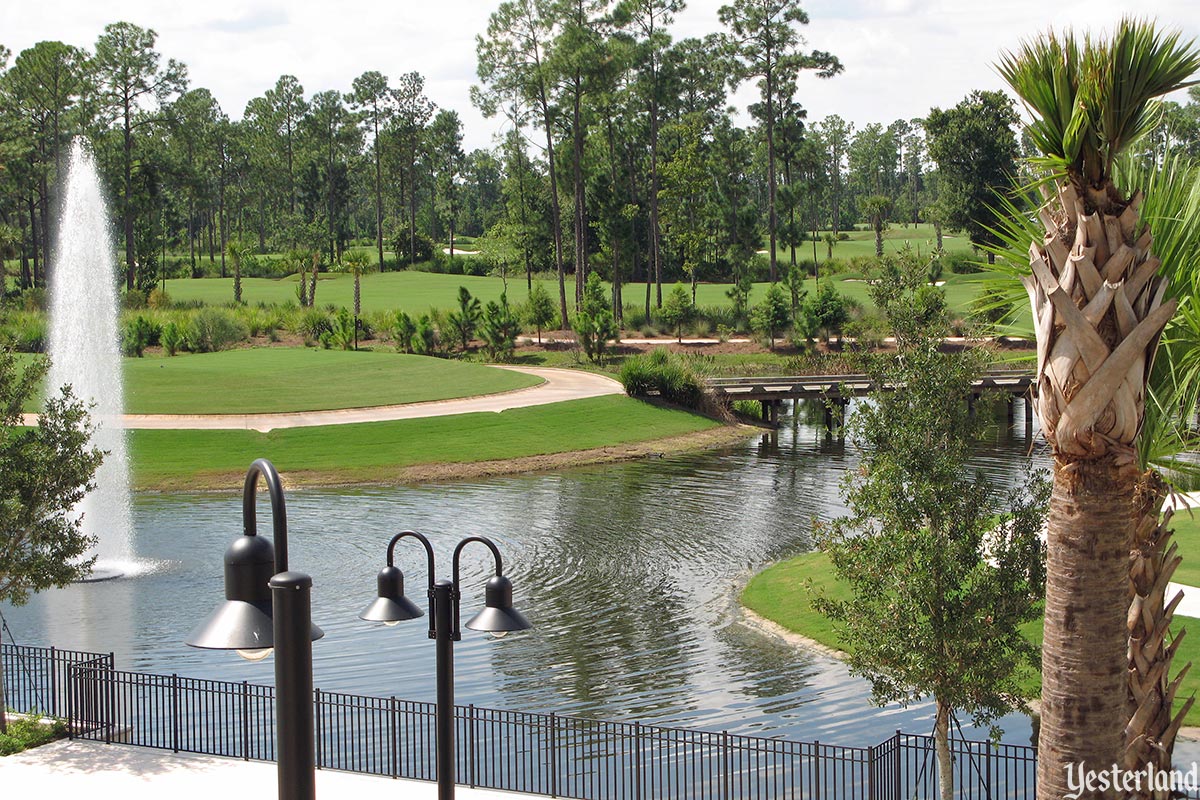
[1006,397,1015,426]
[1025,394,1034,431]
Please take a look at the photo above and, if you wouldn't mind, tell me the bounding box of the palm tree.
[996,21,1200,798]
[340,250,371,350]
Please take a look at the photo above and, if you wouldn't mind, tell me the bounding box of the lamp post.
[186,459,324,800]
[359,530,532,800]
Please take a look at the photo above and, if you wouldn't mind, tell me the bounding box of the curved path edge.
[21,366,623,433]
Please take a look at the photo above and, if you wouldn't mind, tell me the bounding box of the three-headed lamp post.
[359,530,532,800]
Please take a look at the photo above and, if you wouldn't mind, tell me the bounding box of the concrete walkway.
[1165,491,1200,618]
[0,738,527,799]
[21,366,623,433]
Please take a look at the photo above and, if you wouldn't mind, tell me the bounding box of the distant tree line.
[3,6,1197,324]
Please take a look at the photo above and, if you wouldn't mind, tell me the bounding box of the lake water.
[2,400,1049,749]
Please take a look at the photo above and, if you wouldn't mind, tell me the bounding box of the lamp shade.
[359,565,424,623]
[464,575,532,634]
[186,532,323,650]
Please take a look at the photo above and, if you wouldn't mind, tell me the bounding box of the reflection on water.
[1,400,1048,747]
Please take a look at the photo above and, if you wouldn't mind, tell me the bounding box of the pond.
[2,401,1048,749]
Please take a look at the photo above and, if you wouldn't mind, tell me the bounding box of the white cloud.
[2,0,1196,150]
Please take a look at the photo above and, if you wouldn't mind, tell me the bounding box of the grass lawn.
[784,223,977,263]
[19,349,543,414]
[742,550,1200,725]
[128,394,723,489]
[158,267,1003,319]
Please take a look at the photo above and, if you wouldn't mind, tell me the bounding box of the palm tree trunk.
[1039,456,1138,799]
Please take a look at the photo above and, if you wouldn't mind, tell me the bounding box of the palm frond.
[998,19,1200,188]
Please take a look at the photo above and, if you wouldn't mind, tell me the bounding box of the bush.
[0,716,68,756]
[185,308,249,353]
[319,308,356,350]
[392,311,416,353]
[393,230,435,264]
[573,273,618,363]
[940,251,982,275]
[121,315,159,357]
[161,321,184,356]
[618,348,709,412]
[2,312,47,353]
[480,293,521,361]
[147,288,172,309]
[295,308,333,343]
[412,314,438,355]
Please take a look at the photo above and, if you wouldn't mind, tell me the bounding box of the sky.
[2,0,1198,152]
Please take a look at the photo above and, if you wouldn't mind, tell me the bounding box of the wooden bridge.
[704,370,1037,428]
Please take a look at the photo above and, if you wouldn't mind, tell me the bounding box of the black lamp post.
[359,530,532,800]
[186,459,324,800]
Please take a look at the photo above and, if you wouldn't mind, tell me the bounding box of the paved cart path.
[21,366,623,433]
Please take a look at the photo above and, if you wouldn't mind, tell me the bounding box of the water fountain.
[47,138,134,580]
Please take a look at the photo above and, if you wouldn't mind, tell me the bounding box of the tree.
[0,349,104,733]
[91,22,187,291]
[476,0,569,328]
[749,281,790,348]
[659,283,695,342]
[720,0,841,281]
[923,91,1018,261]
[526,282,557,345]
[574,272,618,362]
[860,195,891,258]
[996,22,1200,798]
[804,281,847,341]
[350,71,394,271]
[428,110,465,256]
[340,250,370,349]
[446,285,482,352]
[814,254,1047,800]
[480,292,522,361]
[390,72,435,268]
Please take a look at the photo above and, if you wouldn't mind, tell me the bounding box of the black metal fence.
[2,642,1043,798]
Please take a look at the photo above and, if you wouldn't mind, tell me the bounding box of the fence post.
[894,731,902,799]
[468,704,477,789]
[66,663,75,741]
[390,696,399,780]
[549,711,558,798]
[241,681,250,761]
[814,739,821,799]
[103,665,112,745]
[313,687,323,770]
[49,646,58,717]
[635,721,643,800]
[868,743,876,800]
[723,731,731,800]
[171,674,180,752]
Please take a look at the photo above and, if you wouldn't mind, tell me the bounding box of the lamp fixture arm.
[242,458,289,572]
[386,530,438,638]
[450,536,504,640]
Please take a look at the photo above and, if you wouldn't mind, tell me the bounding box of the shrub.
[480,293,520,361]
[147,288,172,309]
[618,348,709,412]
[573,273,618,363]
[393,230,435,264]
[319,308,356,350]
[412,314,438,356]
[161,321,184,356]
[749,283,790,349]
[392,311,416,353]
[185,308,249,353]
[0,716,68,756]
[295,308,333,342]
[2,312,47,353]
[121,289,147,310]
[121,315,158,357]
[659,284,695,343]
